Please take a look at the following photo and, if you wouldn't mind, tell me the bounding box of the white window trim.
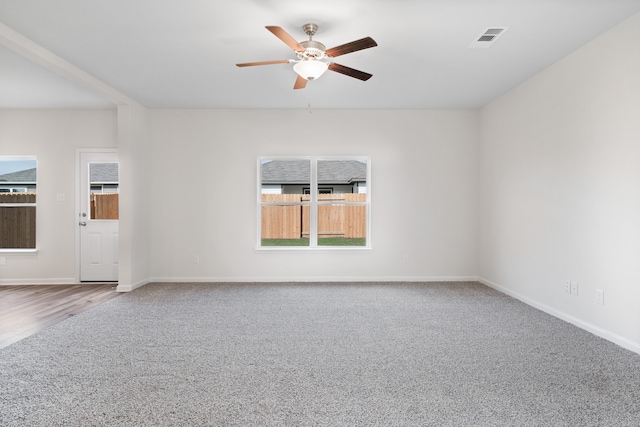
[257,156,371,251]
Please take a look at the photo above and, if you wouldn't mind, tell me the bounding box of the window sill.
[256,246,372,252]
[0,248,38,254]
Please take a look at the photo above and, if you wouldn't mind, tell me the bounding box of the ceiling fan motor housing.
[297,40,327,61]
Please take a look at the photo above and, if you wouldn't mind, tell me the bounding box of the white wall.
[148,109,479,282]
[0,109,117,283]
[478,12,640,351]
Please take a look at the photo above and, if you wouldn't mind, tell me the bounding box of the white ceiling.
[1,0,640,110]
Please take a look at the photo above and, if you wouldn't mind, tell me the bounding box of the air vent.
[478,35,496,42]
[469,27,509,48]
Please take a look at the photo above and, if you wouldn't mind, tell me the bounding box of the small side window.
[0,157,37,250]
[89,162,119,220]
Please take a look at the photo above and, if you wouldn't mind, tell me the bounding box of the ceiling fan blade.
[236,60,291,67]
[328,63,373,81]
[293,75,307,90]
[266,26,305,52]
[325,37,377,58]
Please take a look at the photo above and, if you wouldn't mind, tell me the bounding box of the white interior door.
[79,151,119,282]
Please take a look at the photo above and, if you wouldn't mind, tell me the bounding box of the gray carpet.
[1,282,639,426]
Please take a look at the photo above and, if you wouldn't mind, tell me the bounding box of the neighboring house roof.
[90,163,119,184]
[0,165,118,185]
[0,168,37,183]
[262,160,366,185]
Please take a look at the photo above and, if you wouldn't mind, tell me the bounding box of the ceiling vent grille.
[469,27,509,48]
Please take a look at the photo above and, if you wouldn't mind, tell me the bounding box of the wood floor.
[0,284,122,349]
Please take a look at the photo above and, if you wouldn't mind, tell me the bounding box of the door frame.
[75,148,119,283]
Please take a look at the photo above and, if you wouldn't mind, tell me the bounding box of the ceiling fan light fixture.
[293,60,328,81]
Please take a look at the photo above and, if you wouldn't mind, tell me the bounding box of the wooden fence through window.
[91,193,119,220]
[0,193,36,249]
[261,193,366,239]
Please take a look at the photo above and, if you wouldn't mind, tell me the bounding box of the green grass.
[319,237,366,247]
[261,238,310,247]
[261,237,366,247]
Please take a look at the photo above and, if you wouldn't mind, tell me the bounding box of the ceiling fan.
[236,23,377,90]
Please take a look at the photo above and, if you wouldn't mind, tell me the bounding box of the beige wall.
[0,109,479,284]
[478,12,640,351]
[0,109,117,282]
[147,109,479,282]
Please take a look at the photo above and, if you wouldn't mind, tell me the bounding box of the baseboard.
[479,277,640,356]
[0,277,150,292]
[0,277,77,285]
[148,275,480,283]
[0,275,478,286]
[116,278,150,292]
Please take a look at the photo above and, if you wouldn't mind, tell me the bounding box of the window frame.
[0,156,38,253]
[257,156,371,251]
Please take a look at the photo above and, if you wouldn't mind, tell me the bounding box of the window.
[89,162,119,220]
[0,157,37,250]
[258,157,370,248]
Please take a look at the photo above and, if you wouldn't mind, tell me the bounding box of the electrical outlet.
[0,257,5,266]
[564,280,571,294]
[595,289,604,305]
[571,281,578,296]
[193,255,200,264]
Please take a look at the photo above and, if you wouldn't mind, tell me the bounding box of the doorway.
[77,150,119,282]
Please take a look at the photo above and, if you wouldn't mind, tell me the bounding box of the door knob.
[79,221,87,226]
